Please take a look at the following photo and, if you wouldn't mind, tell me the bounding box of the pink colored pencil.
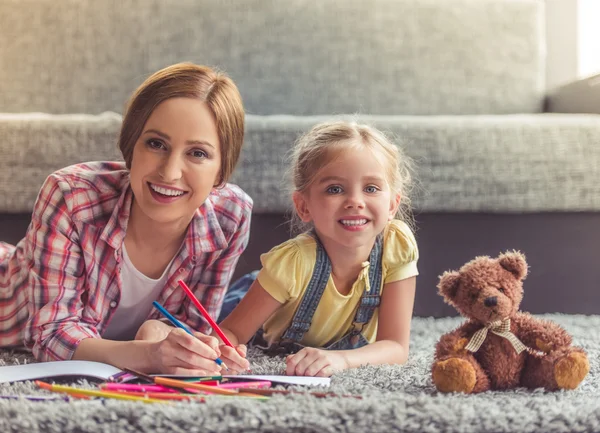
[178,280,234,347]
[217,380,272,390]
[101,383,214,393]
[108,391,206,402]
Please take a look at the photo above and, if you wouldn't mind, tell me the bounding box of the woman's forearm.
[72,320,173,371]
[72,337,156,372]
[339,340,409,369]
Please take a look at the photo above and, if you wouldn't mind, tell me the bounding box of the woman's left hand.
[219,344,250,374]
[286,347,348,377]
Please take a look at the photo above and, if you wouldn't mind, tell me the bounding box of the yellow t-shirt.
[257,219,419,347]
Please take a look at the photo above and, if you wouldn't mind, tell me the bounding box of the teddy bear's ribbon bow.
[465,318,530,354]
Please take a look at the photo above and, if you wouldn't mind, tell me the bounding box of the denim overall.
[252,234,383,357]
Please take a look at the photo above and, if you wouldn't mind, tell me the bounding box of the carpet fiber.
[1,314,598,433]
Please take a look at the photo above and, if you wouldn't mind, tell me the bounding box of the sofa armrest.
[545,74,600,114]
[0,112,122,213]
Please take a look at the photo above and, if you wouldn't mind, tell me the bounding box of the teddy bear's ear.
[437,271,461,300]
[498,250,528,280]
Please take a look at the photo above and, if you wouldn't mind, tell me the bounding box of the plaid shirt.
[0,161,252,361]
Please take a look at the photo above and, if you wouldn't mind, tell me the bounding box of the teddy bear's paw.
[554,351,590,390]
[432,358,476,393]
[535,338,554,353]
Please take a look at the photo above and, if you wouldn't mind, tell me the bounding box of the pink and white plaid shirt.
[0,161,252,361]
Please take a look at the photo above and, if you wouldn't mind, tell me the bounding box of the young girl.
[219,121,418,377]
[0,63,250,375]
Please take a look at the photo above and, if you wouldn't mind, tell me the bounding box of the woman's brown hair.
[118,62,244,185]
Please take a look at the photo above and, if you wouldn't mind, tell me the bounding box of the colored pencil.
[0,394,71,401]
[101,383,210,393]
[102,383,177,393]
[35,381,167,404]
[178,280,234,347]
[122,367,155,382]
[239,388,363,399]
[217,380,272,390]
[153,376,268,399]
[108,391,206,402]
[152,300,228,370]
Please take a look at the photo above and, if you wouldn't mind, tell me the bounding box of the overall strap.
[349,234,384,333]
[280,234,331,342]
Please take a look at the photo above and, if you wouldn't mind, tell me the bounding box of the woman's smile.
[147,181,189,204]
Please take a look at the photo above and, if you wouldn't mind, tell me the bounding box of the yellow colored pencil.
[35,381,167,404]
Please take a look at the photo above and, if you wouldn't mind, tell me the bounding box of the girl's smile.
[338,215,371,231]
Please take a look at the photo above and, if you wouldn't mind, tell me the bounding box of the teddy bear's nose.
[484,296,498,307]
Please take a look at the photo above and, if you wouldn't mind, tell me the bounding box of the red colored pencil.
[178,280,234,347]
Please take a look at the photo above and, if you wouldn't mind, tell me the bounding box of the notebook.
[0,360,330,387]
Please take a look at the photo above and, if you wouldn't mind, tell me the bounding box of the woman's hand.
[219,344,250,374]
[145,327,223,376]
[286,347,349,377]
[135,319,173,341]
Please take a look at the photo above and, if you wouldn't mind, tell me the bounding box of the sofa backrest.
[1,0,545,116]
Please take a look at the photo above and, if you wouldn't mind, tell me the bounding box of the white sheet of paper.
[0,360,122,383]
[0,360,331,387]
[223,374,330,387]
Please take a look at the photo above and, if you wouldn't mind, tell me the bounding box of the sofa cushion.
[2,113,600,214]
[233,114,600,213]
[0,0,544,116]
[0,112,122,213]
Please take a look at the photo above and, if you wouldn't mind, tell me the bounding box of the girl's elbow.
[395,342,409,364]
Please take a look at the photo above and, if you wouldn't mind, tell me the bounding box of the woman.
[0,63,251,375]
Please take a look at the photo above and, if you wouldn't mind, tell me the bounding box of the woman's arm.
[24,174,223,374]
[73,321,223,375]
[218,279,283,345]
[23,174,102,361]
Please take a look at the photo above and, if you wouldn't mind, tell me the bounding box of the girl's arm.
[218,279,283,345]
[286,276,416,376]
[339,276,416,368]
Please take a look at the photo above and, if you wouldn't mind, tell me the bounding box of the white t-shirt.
[102,244,176,341]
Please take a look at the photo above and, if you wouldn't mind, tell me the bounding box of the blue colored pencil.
[152,301,228,370]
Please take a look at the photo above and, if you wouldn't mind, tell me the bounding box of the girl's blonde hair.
[289,120,415,232]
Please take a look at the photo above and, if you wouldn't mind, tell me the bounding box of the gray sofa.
[1,0,599,317]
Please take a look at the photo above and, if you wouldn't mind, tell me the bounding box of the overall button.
[178,268,185,273]
[109,301,117,308]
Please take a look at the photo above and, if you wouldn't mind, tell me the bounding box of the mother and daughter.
[0,62,418,378]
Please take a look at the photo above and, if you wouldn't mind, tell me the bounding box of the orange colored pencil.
[154,377,267,399]
[154,376,239,395]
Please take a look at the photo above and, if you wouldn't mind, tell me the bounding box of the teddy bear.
[431,251,589,393]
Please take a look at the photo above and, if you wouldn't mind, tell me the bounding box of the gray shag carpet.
[0,314,598,433]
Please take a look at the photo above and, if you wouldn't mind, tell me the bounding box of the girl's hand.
[219,344,250,374]
[146,328,223,376]
[286,347,349,377]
